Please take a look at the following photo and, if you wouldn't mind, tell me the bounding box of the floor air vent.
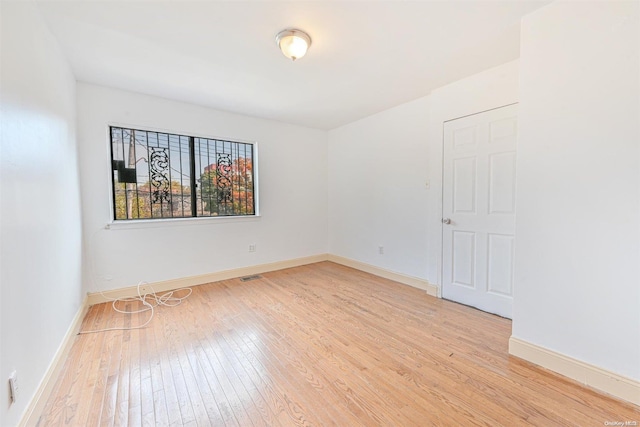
[240,275,262,282]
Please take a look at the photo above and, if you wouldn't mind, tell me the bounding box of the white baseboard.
[509,336,640,406]
[19,297,90,427]
[87,254,330,305]
[88,253,440,306]
[328,254,439,297]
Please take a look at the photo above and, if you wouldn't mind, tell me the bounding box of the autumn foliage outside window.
[110,126,256,220]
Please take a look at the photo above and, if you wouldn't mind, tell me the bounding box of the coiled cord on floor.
[78,281,192,334]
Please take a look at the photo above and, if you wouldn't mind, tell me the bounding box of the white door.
[442,104,518,318]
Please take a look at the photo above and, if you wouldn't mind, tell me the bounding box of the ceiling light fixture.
[275,28,311,61]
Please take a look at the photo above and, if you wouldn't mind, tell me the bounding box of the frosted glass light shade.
[276,29,311,61]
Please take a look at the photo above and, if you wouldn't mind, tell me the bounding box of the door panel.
[488,152,516,214]
[442,104,518,318]
[487,233,514,296]
[453,157,477,213]
[489,116,517,142]
[453,125,477,150]
[452,231,476,288]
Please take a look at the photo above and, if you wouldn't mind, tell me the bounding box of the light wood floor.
[39,262,638,426]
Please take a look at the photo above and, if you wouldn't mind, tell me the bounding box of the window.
[110,126,256,221]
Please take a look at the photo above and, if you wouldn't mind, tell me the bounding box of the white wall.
[328,97,431,279]
[77,84,328,292]
[328,61,519,286]
[0,2,83,425]
[513,1,640,381]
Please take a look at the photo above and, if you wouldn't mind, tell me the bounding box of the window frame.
[106,123,260,226]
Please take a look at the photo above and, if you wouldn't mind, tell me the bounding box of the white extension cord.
[78,281,192,334]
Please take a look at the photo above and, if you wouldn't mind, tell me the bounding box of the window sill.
[105,215,261,230]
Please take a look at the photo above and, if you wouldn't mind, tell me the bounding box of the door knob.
[442,218,451,224]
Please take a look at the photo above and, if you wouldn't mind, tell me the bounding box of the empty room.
[1,0,639,425]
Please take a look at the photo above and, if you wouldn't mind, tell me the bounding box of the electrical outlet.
[378,246,384,255]
[248,244,256,252]
[8,371,18,404]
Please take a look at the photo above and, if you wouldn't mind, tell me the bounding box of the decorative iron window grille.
[110,126,256,220]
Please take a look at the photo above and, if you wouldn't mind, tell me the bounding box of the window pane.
[110,127,193,220]
[194,138,254,217]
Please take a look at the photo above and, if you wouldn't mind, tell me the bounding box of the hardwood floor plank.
[178,295,230,425]
[39,262,640,426]
[216,322,283,426]
[92,330,119,427]
[214,327,281,427]
[90,306,116,425]
[162,310,213,427]
[153,312,183,426]
[111,323,130,427]
[139,308,156,426]
[162,310,198,425]
[147,316,170,426]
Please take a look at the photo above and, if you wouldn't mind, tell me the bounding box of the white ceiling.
[37,1,549,130]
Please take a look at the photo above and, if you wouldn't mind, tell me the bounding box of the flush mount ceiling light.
[275,28,312,61]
